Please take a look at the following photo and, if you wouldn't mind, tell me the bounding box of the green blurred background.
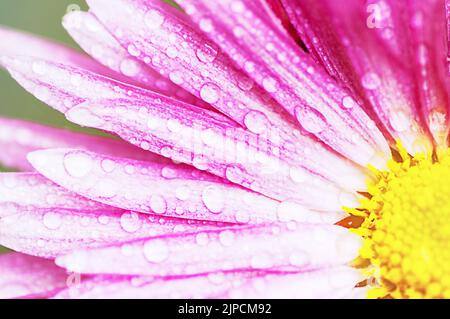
[0,0,175,254]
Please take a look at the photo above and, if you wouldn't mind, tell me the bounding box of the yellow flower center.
[344,145,450,299]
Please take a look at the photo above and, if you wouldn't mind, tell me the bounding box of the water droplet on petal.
[143,240,169,263]
[199,18,214,33]
[200,83,220,104]
[289,252,309,267]
[289,167,307,183]
[120,58,140,77]
[175,186,191,200]
[166,46,178,59]
[120,212,142,233]
[43,212,62,230]
[150,194,167,214]
[277,200,308,222]
[219,230,235,246]
[362,72,381,90]
[202,186,224,214]
[195,233,209,246]
[96,179,118,198]
[64,152,93,178]
[196,43,218,63]
[101,159,116,173]
[244,110,269,134]
[342,96,357,109]
[262,77,278,93]
[144,10,164,30]
[32,61,47,75]
[295,106,328,134]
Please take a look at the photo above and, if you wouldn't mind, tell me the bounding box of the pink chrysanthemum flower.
[1,0,450,299]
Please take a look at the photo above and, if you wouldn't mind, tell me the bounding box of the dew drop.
[96,179,119,198]
[144,9,164,30]
[43,212,62,230]
[64,152,93,178]
[32,61,47,75]
[262,77,278,93]
[277,201,308,222]
[199,18,214,33]
[361,72,381,90]
[244,110,268,134]
[295,106,328,134]
[289,167,307,183]
[167,119,182,133]
[150,194,167,214]
[342,96,357,109]
[202,186,224,214]
[196,43,218,63]
[101,159,116,173]
[166,46,178,59]
[219,230,235,246]
[120,212,142,233]
[120,58,140,77]
[175,186,191,201]
[389,110,410,132]
[143,240,169,263]
[195,233,209,246]
[200,83,220,104]
[169,71,183,85]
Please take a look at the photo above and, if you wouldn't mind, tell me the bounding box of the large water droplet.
[342,96,357,109]
[262,77,278,93]
[144,10,164,30]
[120,212,142,233]
[175,186,191,201]
[64,152,93,178]
[195,233,209,246]
[244,110,269,134]
[295,106,328,134]
[120,58,140,77]
[361,72,381,90]
[143,240,169,263]
[202,186,224,213]
[199,18,214,33]
[200,83,220,104]
[150,194,167,214]
[289,167,307,183]
[219,230,235,246]
[101,159,116,173]
[43,212,62,230]
[32,61,47,75]
[196,44,218,63]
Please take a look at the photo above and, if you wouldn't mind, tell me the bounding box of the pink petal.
[282,0,434,155]
[62,11,208,109]
[172,0,391,167]
[0,55,149,113]
[26,148,344,224]
[55,224,361,276]
[407,0,449,147]
[0,204,224,258]
[0,172,112,212]
[0,117,165,171]
[0,25,128,84]
[53,267,361,299]
[64,99,367,211]
[0,252,67,299]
